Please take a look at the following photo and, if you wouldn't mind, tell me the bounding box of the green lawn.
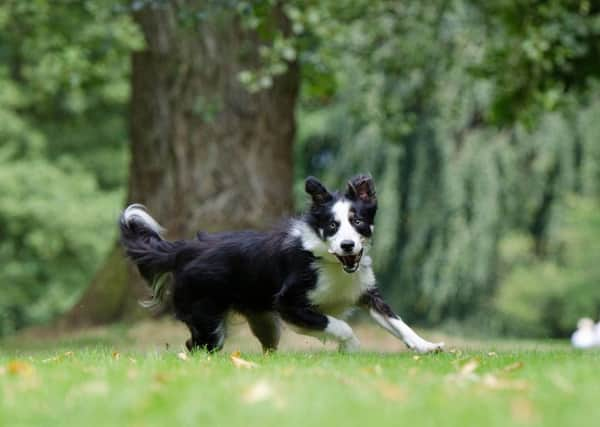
[1,325,599,427]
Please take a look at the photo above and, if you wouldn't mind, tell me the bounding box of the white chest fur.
[308,255,375,317]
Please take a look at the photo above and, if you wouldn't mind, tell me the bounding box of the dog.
[119,174,444,353]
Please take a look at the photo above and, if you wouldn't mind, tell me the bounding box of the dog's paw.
[339,335,361,353]
[405,337,444,354]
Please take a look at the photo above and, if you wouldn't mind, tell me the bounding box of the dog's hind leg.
[179,298,228,353]
[245,311,281,353]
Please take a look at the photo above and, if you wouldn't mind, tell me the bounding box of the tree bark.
[64,1,299,327]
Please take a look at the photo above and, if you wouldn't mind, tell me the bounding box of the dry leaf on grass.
[6,360,35,377]
[375,381,406,402]
[482,374,530,391]
[503,361,524,372]
[511,397,538,423]
[459,359,479,376]
[548,372,574,394]
[243,380,273,404]
[154,373,170,384]
[112,351,120,360]
[447,359,480,384]
[230,351,259,369]
[177,352,189,361]
[361,364,383,376]
[77,380,109,396]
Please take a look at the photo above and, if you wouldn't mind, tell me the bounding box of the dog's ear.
[346,174,376,204]
[305,176,333,205]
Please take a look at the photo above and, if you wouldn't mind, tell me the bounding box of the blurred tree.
[65,1,299,326]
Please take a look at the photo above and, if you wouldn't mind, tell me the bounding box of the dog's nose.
[341,240,355,253]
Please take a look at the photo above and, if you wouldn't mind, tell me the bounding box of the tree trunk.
[64,2,299,327]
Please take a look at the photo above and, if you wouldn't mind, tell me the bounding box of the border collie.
[119,174,444,353]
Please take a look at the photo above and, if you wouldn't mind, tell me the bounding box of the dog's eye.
[353,218,363,226]
[328,221,338,230]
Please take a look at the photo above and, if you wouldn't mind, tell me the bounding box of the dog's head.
[304,174,377,273]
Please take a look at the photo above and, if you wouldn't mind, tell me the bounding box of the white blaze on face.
[329,200,363,255]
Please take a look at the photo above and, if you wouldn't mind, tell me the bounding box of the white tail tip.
[123,204,165,235]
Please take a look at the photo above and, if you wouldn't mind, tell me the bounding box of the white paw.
[408,340,445,354]
[339,335,361,352]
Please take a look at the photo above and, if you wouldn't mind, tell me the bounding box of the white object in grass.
[571,318,599,349]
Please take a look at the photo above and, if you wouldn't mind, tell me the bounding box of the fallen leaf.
[362,365,383,376]
[6,360,34,377]
[243,380,273,404]
[128,357,137,364]
[78,380,109,396]
[376,381,406,402]
[503,361,524,373]
[412,355,420,361]
[127,368,139,380]
[482,374,530,391]
[64,351,74,357]
[407,367,419,377]
[487,352,497,357]
[231,352,259,369]
[511,397,537,423]
[548,372,574,394]
[177,352,189,361]
[154,373,170,384]
[459,359,479,376]
[112,351,120,360]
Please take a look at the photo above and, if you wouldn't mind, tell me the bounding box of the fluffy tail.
[119,204,178,309]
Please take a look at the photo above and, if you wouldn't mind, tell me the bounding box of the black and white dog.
[120,175,444,353]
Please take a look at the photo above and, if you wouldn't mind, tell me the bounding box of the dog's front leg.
[276,304,360,352]
[359,288,444,353]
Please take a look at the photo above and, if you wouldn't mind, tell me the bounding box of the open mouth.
[335,249,363,273]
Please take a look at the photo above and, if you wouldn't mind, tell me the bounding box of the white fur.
[329,200,364,256]
[289,220,328,255]
[308,255,375,317]
[369,308,444,353]
[325,316,360,351]
[123,204,165,236]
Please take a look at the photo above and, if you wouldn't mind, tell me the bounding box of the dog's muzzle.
[334,249,363,273]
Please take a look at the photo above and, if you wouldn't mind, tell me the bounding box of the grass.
[1,321,599,427]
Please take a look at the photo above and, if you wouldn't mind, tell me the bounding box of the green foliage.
[0,157,122,335]
[494,197,600,337]
[476,0,600,124]
[294,0,600,333]
[0,0,140,334]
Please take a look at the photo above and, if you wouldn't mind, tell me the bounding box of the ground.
[1,318,599,427]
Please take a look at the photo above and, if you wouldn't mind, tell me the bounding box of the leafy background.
[1,0,599,338]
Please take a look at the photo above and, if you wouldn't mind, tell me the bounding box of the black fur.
[119,175,382,352]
